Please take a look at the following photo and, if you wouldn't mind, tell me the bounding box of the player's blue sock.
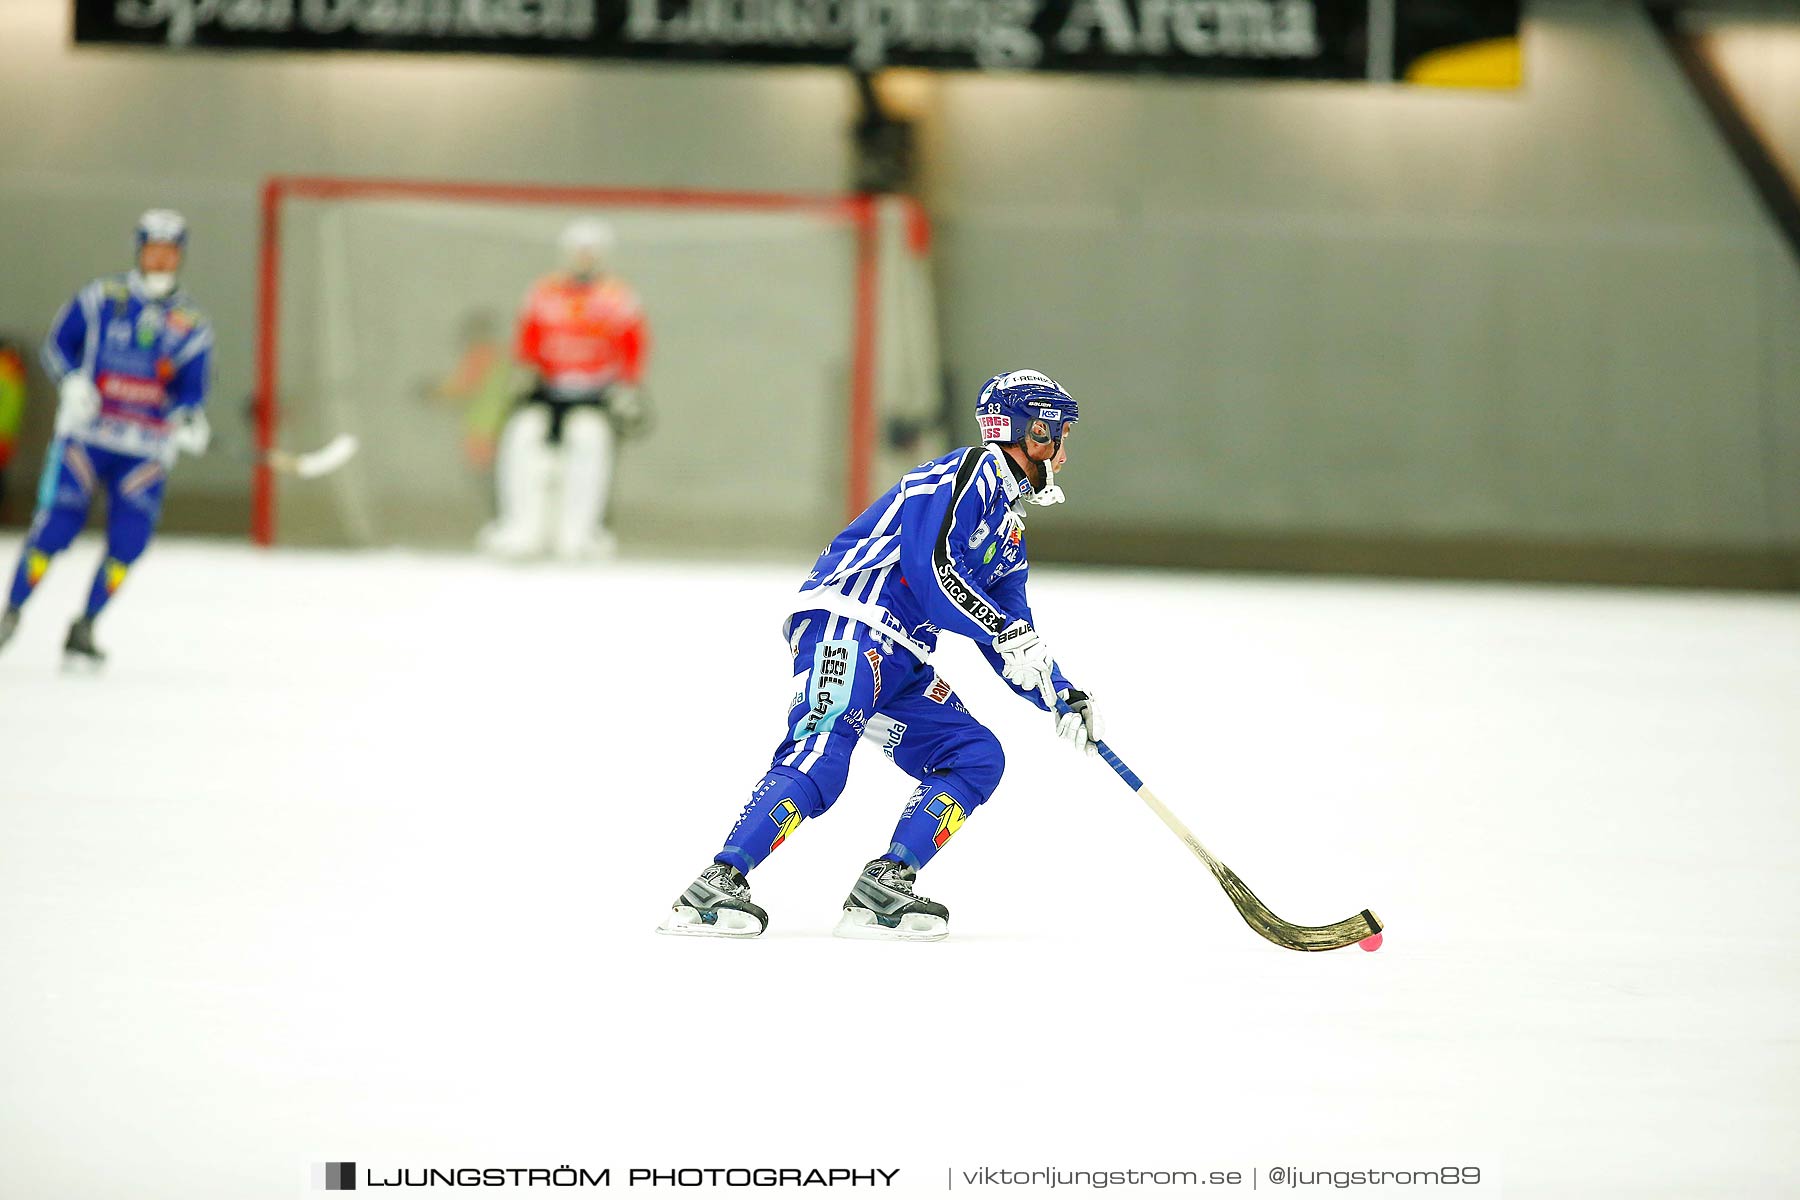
[8,546,50,610]
[715,771,825,876]
[9,500,88,611]
[884,779,982,872]
[83,557,130,619]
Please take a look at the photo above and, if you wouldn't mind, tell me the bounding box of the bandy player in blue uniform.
[0,211,213,664]
[660,370,1101,941]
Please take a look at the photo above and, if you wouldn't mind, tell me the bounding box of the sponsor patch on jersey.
[983,542,997,564]
[967,519,990,549]
[135,311,162,347]
[934,565,1005,634]
[925,675,953,705]
[97,372,167,407]
[793,639,857,739]
[978,414,1010,442]
[864,647,883,702]
[863,715,908,761]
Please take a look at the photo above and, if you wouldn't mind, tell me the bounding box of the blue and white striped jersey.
[794,444,1070,708]
[42,273,212,463]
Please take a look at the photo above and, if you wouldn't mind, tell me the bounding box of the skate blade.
[832,907,948,942]
[657,904,764,939]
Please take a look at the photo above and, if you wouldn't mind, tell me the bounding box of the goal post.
[252,176,939,552]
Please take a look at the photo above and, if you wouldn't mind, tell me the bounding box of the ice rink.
[1,536,1796,1199]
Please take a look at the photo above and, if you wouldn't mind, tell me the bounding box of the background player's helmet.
[136,208,187,252]
[559,219,615,280]
[975,370,1079,451]
[134,209,187,299]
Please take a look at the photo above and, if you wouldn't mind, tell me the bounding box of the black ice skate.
[0,607,19,655]
[657,863,768,938]
[62,616,105,669]
[834,858,949,942]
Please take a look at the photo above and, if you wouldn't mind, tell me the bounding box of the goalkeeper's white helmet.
[559,219,615,278]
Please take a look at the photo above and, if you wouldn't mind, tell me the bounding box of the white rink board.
[1,538,1797,1199]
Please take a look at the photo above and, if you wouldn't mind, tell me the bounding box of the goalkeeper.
[479,220,650,561]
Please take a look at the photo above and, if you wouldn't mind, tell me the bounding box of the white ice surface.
[1,536,1797,1199]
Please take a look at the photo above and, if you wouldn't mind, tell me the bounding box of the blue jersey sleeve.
[898,448,1019,642]
[166,320,213,412]
[978,564,1073,710]
[41,283,99,381]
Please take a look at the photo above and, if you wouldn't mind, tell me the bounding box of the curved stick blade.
[1212,861,1383,952]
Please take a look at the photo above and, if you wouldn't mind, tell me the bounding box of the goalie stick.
[1062,701,1383,952]
[263,433,359,480]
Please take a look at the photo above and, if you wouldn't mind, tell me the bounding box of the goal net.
[254,179,942,556]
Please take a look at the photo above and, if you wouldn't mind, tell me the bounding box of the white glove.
[992,619,1057,708]
[170,408,211,457]
[1055,687,1102,756]
[55,373,101,436]
[609,385,642,421]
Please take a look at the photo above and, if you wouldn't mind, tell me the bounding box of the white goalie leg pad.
[658,904,765,938]
[554,408,615,561]
[482,405,554,557]
[832,907,949,942]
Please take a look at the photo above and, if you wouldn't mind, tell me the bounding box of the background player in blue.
[0,210,213,665]
[659,370,1102,941]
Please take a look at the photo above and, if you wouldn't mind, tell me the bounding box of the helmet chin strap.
[1023,446,1065,506]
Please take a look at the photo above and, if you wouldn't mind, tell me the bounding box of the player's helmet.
[134,209,187,300]
[559,219,615,278]
[975,369,1078,507]
[135,209,188,252]
[975,369,1078,450]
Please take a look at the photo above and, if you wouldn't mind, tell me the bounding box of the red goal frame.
[254,176,913,545]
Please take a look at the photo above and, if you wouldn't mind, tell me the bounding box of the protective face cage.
[1023,415,1075,453]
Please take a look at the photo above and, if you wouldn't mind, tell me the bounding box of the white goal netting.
[264,188,941,555]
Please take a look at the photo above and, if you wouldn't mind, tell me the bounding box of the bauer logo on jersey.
[924,793,966,848]
[769,799,802,853]
[978,414,1010,442]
